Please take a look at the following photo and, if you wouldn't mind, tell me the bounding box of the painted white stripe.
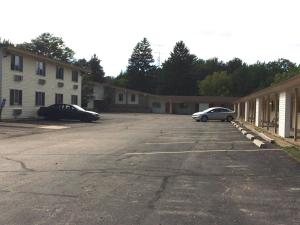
[125,149,282,155]
[145,142,195,145]
[158,137,251,143]
[38,125,69,130]
[167,131,238,134]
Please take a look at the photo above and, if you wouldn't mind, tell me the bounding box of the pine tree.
[161,41,198,95]
[127,38,155,92]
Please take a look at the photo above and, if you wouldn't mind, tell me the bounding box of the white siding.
[278,91,291,138]
[0,53,82,119]
[93,84,104,100]
[115,90,126,104]
[127,93,139,105]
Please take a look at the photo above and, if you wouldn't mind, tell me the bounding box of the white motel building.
[0,46,86,120]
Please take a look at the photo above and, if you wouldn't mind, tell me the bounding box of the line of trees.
[2,34,300,98]
[114,38,300,97]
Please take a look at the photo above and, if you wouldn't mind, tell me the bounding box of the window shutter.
[19,90,22,105]
[11,55,15,70]
[19,56,23,72]
[43,62,46,76]
[42,92,45,105]
[10,90,14,105]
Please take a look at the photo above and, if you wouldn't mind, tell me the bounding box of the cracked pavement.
[0,113,299,225]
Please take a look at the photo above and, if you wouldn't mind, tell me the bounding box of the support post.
[294,88,298,141]
[274,94,278,134]
[262,97,265,126]
[252,100,255,123]
[245,101,249,122]
[278,91,291,138]
[267,96,270,130]
[255,98,261,127]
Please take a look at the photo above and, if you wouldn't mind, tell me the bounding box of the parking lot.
[0,113,299,225]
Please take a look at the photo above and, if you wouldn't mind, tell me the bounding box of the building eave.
[235,74,300,103]
[3,46,90,74]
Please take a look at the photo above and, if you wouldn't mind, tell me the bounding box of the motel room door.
[165,102,170,113]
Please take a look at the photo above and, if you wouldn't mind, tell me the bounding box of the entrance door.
[165,102,170,113]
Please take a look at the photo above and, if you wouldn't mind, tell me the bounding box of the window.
[179,103,187,109]
[72,71,78,82]
[36,61,46,76]
[131,94,136,102]
[11,55,23,71]
[56,66,64,80]
[218,108,230,112]
[118,93,123,102]
[71,95,78,105]
[55,93,63,104]
[35,92,45,106]
[10,89,22,105]
[152,102,161,108]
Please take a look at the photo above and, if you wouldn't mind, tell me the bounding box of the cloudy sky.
[1,0,300,76]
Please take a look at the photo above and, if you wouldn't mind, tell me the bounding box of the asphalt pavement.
[0,113,299,225]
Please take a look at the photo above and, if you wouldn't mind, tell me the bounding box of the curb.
[253,139,265,148]
[241,130,248,135]
[246,133,255,140]
[232,121,266,148]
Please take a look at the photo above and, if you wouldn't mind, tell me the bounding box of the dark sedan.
[37,104,100,122]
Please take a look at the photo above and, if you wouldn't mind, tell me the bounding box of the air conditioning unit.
[73,85,78,90]
[57,82,64,88]
[12,109,22,117]
[38,79,46,85]
[14,75,23,81]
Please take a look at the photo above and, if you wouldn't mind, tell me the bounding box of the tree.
[0,37,14,47]
[16,33,75,62]
[126,38,156,92]
[160,41,198,95]
[226,58,244,73]
[114,71,128,87]
[75,55,105,106]
[88,54,105,82]
[198,71,233,96]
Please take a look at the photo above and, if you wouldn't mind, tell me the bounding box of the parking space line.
[125,149,282,155]
[38,125,69,130]
[144,142,195,145]
[157,137,251,143]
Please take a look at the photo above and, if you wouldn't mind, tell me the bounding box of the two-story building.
[0,46,86,119]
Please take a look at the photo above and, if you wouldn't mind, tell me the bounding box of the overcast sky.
[1,0,300,76]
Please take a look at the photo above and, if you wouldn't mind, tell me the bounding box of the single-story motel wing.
[86,82,238,115]
[234,73,300,141]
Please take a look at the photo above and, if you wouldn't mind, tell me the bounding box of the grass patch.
[283,146,300,162]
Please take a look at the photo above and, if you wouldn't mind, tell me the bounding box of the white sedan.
[192,107,235,122]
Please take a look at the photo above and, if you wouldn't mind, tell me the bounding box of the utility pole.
[153,44,163,68]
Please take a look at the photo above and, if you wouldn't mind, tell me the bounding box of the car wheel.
[201,116,208,122]
[226,116,233,122]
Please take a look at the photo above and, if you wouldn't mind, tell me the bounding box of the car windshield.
[72,105,86,111]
